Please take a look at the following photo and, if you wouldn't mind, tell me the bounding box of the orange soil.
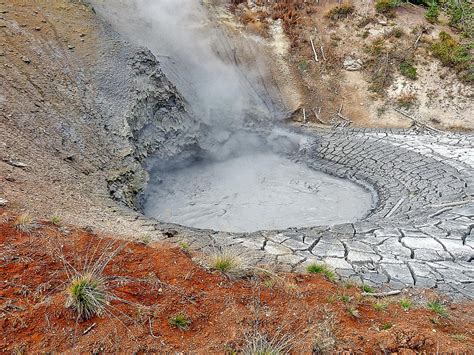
[1,210,473,353]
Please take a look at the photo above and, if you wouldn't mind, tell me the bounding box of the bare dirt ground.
[232,0,473,130]
[1,210,473,353]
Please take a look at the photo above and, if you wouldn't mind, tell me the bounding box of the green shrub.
[425,1,440,23]
[326,3,355,20]
[400,298,412,311]
[430,32,471,75]
[446,0,473,38]
[399,60,418,79]
[361,284,374,293]
[375,0,401,16]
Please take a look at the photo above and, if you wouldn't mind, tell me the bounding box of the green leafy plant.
[427,300,448,317]
[169,312,191,330]
[178,241,190,251]
[306,263,336,281]
[381,323,393,330]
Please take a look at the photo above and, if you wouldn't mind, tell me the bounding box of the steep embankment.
[0,1,199,232]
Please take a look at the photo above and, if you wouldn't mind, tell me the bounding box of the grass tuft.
[373,302,388,311]
[427,300,448,318]
[347,305,360,318]
[14,214,35,233]
[207,250,252,278]
[306,263,336,281]
[399,298,412,311]
[66,273,108,320]
[168,312,191,330]
[242,331,292,355]
[50,215,62,226]
[361,284,374,293]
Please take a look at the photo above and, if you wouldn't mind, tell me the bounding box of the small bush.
[66,273,108,320]
[339,295,352,303]
[400,298,412,311]
[375,0,401,16]
[427,300,448,317]
[306,263,336,281]
[381,323,393,330]
[178,241,190,251]
[169,312,191,330]
[347,306,360,318]
[446,0,473,38]
[430,32,471,70]
[326,3,355,20]
[399,60,417,79]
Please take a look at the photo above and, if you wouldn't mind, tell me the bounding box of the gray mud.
[143,153,374,232]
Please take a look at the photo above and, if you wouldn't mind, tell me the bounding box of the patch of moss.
[399,60,417,80]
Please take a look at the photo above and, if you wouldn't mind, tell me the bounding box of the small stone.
[67,44,75,50]
[0,51,4,56]
[0,198,8,206]
[35,26,41,31]
[343,57,363,71]
[21,56,31,64]
[80,33,86,37]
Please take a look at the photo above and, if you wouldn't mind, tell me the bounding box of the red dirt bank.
[1,210,473,353]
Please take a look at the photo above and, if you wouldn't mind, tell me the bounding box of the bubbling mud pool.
[143,153,375,232]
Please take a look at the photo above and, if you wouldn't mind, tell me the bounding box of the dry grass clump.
[207,249,253,278]
[396,92,417,109]
[242,330,292,355]
[326,3,355,21]
[14,214,36,233]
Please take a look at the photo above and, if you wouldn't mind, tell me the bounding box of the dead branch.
[320,46,326,61]
[362,290,401,297]
[393,108,444,134]
[310,37,318,62]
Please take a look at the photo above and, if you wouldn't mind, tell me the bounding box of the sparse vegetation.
[381,323,393,330]
[375,0,401,17]
[14,214,35,233]
[373,302,388,311]
[326,3,355,20]
[168,312,191,330]
[430,32,472,83]
[425,1,440,23]
[347,305,360,318]
[306,263,336,281]
[400,298,412,311]
[207,250,252,277]
[50,215,62,226]
[242,331,292,355]
[427,300,449,317]
[137,234,152,245]
[178,241,190,251]
[396,92,417,109]
[66,273,108,320]
[399,60,418,79]
[361,284,374,293]
[339,295,352,303]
